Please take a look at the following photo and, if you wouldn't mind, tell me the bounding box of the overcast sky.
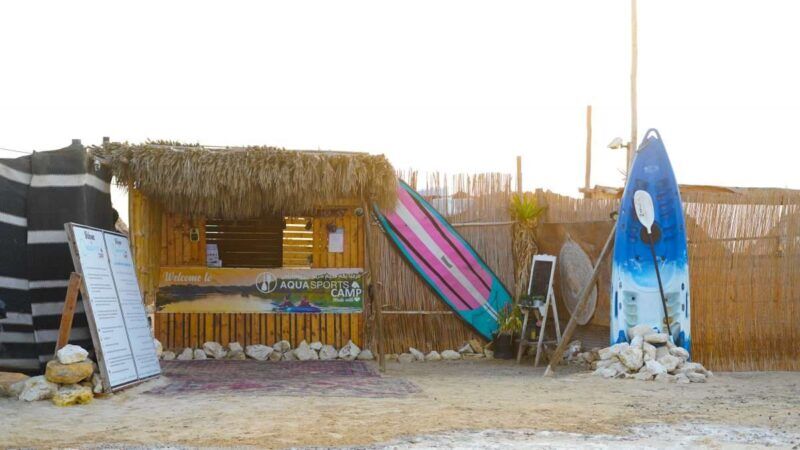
[1,1,798,222]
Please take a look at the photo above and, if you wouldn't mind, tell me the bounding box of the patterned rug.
[144,360,421,398]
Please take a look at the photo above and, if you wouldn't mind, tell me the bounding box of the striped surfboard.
[375,180,513,340]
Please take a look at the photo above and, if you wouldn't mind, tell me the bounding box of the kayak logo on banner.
[256,272,278,293]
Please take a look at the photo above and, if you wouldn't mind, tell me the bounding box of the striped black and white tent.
[0,141,114,373]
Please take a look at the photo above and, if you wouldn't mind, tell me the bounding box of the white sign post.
[65,223,161,392]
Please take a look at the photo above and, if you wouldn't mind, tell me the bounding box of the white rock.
[657,354,681,373]
[458,343,473,354]
[655,346,670,361]
[593,367,621,378]
[294,341,319,361]
[309,341,323,351]
[193,349,207,360]
[56,344,89,365]
[654,373,676,383]
[669,346,690,361]
[677,362,712,377]
[598,343,628,360]
[645,359,667,375]
[162,351,176,361]
[398,353,415,363]
[687,372,707,383]
[425,351,442,361]
[356,350,374,360]
[618,347,644,371]
[153,339,163,358]
[628,324,656,339]
[273,340,292,353]
[642,342,656,361]
[441,350,461,360]
[176,348,193,360]
[281,351,297,361]
[644,333,669,344]
[409,347,425,361]
[634,369,655,381]
[630,335,644,349]
[18,376,58,402]
[484,349,494,359]
[319,345,338,360]
[228,342,243,353]
[338,340,361,361]
[675,373,691,384]
[245,344,273,361]
[595,358,617,370]
[203,341,227,359]
[268,350,283,361]
[91,373,104,394]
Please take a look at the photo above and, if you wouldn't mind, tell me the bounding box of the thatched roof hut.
[92,142,397,219]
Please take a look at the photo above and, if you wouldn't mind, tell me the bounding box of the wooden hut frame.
[92,142,397,352]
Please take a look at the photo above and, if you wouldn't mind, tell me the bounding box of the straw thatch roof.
[92,142,397,219]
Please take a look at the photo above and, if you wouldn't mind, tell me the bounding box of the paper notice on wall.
[328,227,344,253]
[206,244,221,267]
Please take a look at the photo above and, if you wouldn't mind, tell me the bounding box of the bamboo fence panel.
[364,172,516,353]
[539,190,800,371]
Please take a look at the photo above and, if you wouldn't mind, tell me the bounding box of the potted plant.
[493,303,522,359]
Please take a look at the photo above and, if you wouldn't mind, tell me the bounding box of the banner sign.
[156,267,364,313]
[65,223,161,392]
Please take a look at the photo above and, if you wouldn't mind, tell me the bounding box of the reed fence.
[538,190,800,371]
[364,172,515,353]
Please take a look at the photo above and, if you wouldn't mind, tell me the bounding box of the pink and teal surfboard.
[375,180,513,340]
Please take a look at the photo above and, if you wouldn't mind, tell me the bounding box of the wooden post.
[544,222,617,377]
[629,0,638,171]
[55,272,82,353]
[584,105,592,192]
[363,203,386,372]
[516,156,523,195]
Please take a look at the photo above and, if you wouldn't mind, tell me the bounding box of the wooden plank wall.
[205,217,282,268]
[311,209,365,268]
[153,313,362,349]
[129,189,163,307]
[161,211,206,266]
[131,198,368,350]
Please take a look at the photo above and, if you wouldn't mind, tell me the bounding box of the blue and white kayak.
[611,129,691,355]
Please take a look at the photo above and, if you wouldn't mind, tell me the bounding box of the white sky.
[1,1,799,223]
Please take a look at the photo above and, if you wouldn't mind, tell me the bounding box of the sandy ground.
[1,360,799,449]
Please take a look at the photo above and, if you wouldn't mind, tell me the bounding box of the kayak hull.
[611,130,691,355]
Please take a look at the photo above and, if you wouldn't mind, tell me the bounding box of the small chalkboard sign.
[528,254,557,301]
[64,223,161,392]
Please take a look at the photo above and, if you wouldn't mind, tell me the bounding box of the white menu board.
[105,233,161,379]
[66,224,161,391]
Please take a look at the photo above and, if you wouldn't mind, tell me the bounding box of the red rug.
[145,360,421,398]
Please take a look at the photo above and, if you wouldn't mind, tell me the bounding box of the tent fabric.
[0,142,114,373]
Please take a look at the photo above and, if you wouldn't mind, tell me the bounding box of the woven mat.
[145,360,420,398]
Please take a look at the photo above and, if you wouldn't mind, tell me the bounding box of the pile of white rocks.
[0,344,103,406]
[577,325,712,383]
[390,339,493,363]
[158,339,374,362]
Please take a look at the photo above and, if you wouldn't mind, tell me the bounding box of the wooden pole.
[516,156,523,195]
[55,272,82,353]
[629,0,638,171]
[543,221,617,377]
[362,204,386,372]
[584,105,592,192]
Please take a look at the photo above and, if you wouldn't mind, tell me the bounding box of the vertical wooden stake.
[516,156,523,195]
[363,203,386,372]
[55,272,82,353]
[629,0,638,171]
[584,105,593,192]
